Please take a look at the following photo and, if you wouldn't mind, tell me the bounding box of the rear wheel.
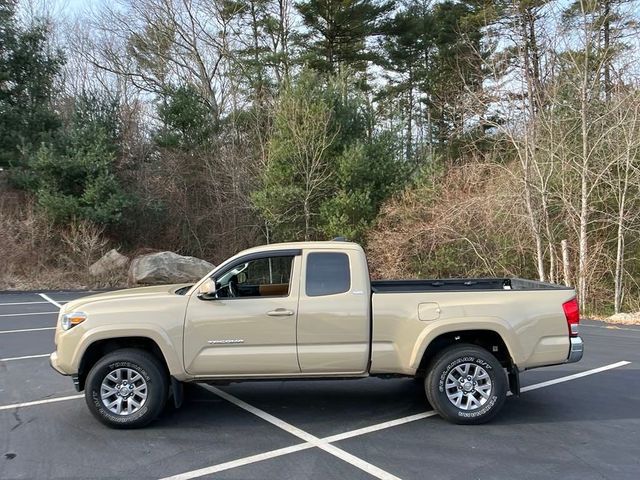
[85,348,168,428]
[425,344,507,424]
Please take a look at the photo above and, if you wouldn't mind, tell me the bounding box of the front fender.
[70,324,186,379]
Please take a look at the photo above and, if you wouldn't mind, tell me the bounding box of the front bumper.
[50,352,81,391]
[567,336,584,363]
[49,351,64,374]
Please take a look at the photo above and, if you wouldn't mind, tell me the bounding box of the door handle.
[266,308,295,317]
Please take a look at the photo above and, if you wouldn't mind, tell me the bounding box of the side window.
[216,256,293,298]
[306,252,350,297]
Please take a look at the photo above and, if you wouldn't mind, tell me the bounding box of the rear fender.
[410,317,520,371]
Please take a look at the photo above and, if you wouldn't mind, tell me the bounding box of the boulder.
[128,251,215,284]
[89,249,129,277]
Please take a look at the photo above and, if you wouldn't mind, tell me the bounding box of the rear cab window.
[306,252,351,296]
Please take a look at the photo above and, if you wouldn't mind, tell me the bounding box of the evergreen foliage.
[0,0,64,167]
[253,71,407,242]
[14,94,129,225]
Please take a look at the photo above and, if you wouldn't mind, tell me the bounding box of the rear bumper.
[567,336,584,363]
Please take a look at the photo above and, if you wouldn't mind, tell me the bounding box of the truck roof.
[237,240,363,256]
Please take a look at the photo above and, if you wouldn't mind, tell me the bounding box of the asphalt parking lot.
[1,291,639,480]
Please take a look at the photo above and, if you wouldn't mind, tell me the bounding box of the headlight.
[61,312,87,330]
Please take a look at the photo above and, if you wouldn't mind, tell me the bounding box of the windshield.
[216,262,249,285]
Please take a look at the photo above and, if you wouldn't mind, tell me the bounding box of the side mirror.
[197,278,217,300]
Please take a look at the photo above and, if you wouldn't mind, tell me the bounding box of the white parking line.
[519,360,631,392]
[0,353,51,362]
[39,293,63,309]
[162,443,316,480]
[163,360,632,480]
[0,311,58,317]
[0,326,56,334]
[160,412,440,480]
[0,394,84,411]
[0,360,632,479]
[322,411,437,443]
[203,385,401,480]
[0,301,51,306]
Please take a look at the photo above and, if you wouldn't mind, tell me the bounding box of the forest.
[1,0,639,315]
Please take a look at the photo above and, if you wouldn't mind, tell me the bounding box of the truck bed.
[371,278,572,293]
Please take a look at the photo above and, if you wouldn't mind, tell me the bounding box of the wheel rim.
[100,368,148,416]
[445,362,492,411]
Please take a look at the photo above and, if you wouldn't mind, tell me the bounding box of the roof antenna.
[332,236,348,242]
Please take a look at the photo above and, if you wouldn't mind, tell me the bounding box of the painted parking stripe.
[162,360,632,480]
[0,311,58,317]
[205,385,319,442]
[39,293,63,309]
[200,385,402,480]
[160,413,438,480]
[322,411,437,444]
[0,301,51,306]
[0,326,56,334]
[0,394,84,412]
[161,443,316,480]
[0,361,632,479]
[519,360,631,393]
[0,353,51,362]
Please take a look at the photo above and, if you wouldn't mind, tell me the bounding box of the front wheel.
[425,344,507,425]
[85,348,168,428]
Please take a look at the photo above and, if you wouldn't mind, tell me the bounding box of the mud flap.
[171,377,184,408]
[508,368,520,396]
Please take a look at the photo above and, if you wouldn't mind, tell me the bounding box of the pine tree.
[0,0,64,167]
[296,0,392,79]
[378,0,435,161]
[562,0,636,100]
[380,1,491,163]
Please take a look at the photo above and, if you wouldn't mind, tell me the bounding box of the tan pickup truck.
[51,241,583,428]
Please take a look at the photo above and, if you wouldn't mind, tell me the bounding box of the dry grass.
[367,162,533,280]
[0,192,127,290]
[600,313,640,326]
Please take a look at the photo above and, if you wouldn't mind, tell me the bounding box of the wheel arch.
[415,329,515,378]
[77,336,170,391]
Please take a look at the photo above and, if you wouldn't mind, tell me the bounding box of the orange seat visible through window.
[258,283,289,297]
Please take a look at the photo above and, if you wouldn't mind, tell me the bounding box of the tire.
[425,344,507,425]
[85,348,168,429]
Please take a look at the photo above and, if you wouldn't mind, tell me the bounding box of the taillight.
[562,298,580,337]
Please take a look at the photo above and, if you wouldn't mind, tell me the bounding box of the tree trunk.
[603,0,611,102]
[523,170,545,282]
[614,140,632,313]
[561,239,571,287]
[614,214,625,314]
[577,2,592,308]
[519,5,545,282]
[303,197,311,241]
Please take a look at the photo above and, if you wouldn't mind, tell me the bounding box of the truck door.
[183,250,301,376]
[296,249,371,374]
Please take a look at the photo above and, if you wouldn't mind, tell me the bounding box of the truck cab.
[184,242,371,377]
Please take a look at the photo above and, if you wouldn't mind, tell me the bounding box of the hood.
[62,284,191,313]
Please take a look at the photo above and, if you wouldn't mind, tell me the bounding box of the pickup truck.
[50,241,583,428]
